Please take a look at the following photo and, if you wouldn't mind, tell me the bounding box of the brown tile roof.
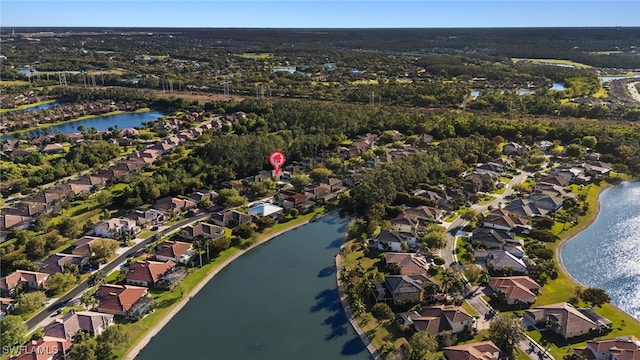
[156,241,193,259]
[126,260,176,286]
[383,252,430,275]
[95,284,148,313]
[9,336,71,360]
[443,341,501,360]
[43,311,114,340]
[0,270,49,292]
[0,214,32,230]
[39,253,86,274]
[582,336,640,360]
[526,302,598,338]
[488,276,540,302]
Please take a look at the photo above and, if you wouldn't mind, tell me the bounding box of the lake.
[7,101,61,114]
[135,212,369,360]
[600,74,640,82]
[561,181,640,320]
[0,111,164,140]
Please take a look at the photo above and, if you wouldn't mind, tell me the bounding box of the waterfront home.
[0,270,49,297]
[155,240,196,264]
[397,304,475,335]
[504,193,563,218]
[482,209,531,234]
[373,274,432,305]
[39,253,88,275]
[95,284,154,319]
[41,143,65,154]
[383,252,430,275]
[470,228,523,249]
[182,222,224,241]
[210,210,253,227]
[390,213,422,233]
[8,336,71,360]
[523,302,611,339]
[475,250,528,274]
[573,335,640,360]
[43,311,114,340]
[248,202,284,218]
[488,276,540,305]
[368,230,419,252]
[443,341,506,360]
[125,260,177,288]
[93,217,140,239]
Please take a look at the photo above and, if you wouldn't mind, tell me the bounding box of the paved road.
[26,212,212,330]
[442,171,529,267]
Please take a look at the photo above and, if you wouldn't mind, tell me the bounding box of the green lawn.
[511,58,592,69]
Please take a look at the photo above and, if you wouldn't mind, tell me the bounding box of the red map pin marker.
[269,150,286,175]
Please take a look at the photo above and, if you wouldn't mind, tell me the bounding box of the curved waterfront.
[135,212,369,360]
[561,181,640,320]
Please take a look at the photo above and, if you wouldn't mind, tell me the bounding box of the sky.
[1,1,639,28]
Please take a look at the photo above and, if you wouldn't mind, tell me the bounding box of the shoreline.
[124,211,329,360]
[555,179,640,321]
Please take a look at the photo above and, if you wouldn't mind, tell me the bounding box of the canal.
[561,181,640,320]
[135,212,369,360]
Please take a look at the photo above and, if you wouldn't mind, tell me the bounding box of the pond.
[135,212,369,360]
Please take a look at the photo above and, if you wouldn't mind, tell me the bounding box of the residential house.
[0,270,49,297]
[464,172,497,193]
[403,205,442,223]
[120,128,140,137]
[125,260,177,287]
[282,192,315,213]
[504,193,563,218]
[71,236,103,257]
[93,218,140,239]
[40,253,88,275]
[3,202,48,217]
[383,252,430,275]
[443,341,504,360]
[210,210,253,227]
[488,276,541,305]
[9,336,71,360]
[503,142,528,156]
[95,284,154,319]
[182,222,224,241]
[482,209,531,234]
[373,274,432,305]
[155,240,196,264]
[41,143,65,154]
[43,311,114,340]
[304,184,336,202]
[573,336,640,360]
[319,178,345,192]
[125,208,167,226]
[536,140,555,153]
[470,228,523,249]
[187,190,218,205]
[390,214,421,233]
[0,214,32,231]
[475,250,528,274]
[524,302,611,339]
[369,230,419,252]
[1,297,16,318]
[248,202,284,219]
[397,304,475,335]
[537,174,571,188]
[153,196,197,214]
